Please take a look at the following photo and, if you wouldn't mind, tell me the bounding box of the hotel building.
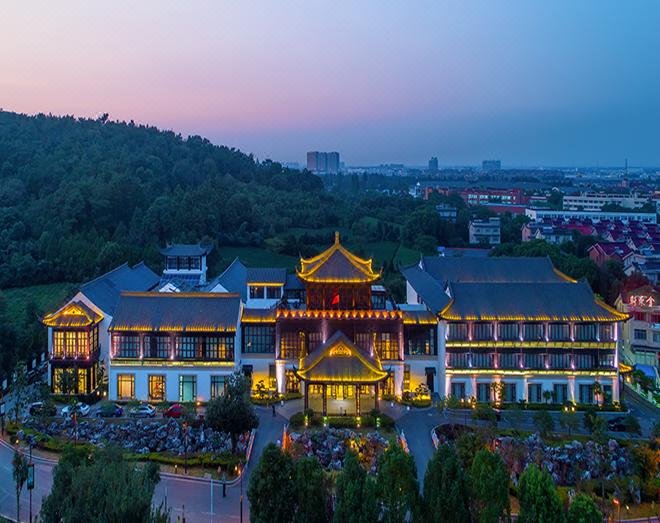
[43,235,628,410]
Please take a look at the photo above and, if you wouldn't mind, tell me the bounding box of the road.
[0,406,286,523]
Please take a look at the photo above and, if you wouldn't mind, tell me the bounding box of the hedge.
[289,411,395,430]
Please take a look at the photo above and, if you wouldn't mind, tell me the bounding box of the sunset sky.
[2,1,659,166]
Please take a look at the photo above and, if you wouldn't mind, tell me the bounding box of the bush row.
[289,411,395,430]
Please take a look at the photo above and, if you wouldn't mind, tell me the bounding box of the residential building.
[428,157,439,172]
[563,192,650,212]
[525,208,657,224]
[159,243,213,289]
[306,151,340,174]
[615,285,659,371]
[435,204,457,222]
[588,242,633,267]
[469,217,501,245]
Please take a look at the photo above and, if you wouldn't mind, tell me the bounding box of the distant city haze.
[1,1,659,167]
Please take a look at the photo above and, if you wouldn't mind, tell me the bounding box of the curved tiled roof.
[296,232,380,283]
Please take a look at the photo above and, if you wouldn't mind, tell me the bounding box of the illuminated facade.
[615,285,659,372]
[403,256,628,405]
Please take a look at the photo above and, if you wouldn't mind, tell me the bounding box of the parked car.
[28,401,57,417]
[61,402,91,418]
[95,403,123,418]
[128,404,157,418]
[607,416,627,432]
[163,403,184,418]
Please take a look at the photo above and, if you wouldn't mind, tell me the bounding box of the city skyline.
[2,1,659,167]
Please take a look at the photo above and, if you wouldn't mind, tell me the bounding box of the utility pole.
[27,443,35,523]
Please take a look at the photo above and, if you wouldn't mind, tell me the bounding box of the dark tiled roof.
[296,331,389,383]
[421,256,567,283]
[402,309,438,325]
[206,258,248,299]
[241,308,277,323]
[285,273,304,291]
[81,262,159,316]
[109,292,241,332]
[246,267,287,285]
[400,265,451,315]
[441,280,627,322]
[159,244,213,256]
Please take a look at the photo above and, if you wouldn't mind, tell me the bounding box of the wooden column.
[304,382,309,410]
[374,384,379,411]
[322,384,327,415]
[355,385,361,416]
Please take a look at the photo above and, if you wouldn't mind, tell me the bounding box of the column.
[522,375,529,402]
[304,382,309,410]
[355,385,361,416]
[276,360,286,394]
[568,376,576,404]
[322,384,327,415]
[611,376,620,403]
[374,384,379,411]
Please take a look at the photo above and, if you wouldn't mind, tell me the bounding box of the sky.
[1,1,659,167]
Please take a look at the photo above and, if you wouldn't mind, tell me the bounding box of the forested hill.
[0,110,340,288]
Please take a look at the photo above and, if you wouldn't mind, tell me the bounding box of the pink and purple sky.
[2,1,659,166]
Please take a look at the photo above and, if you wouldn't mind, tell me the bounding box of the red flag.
[331,292,340,306]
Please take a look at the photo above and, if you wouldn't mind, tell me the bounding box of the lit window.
[178,375,197,402]
[148,375,165,401]
[117,374,135,400]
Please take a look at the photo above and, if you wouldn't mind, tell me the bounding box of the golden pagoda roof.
[296,232,380,284]
[42,301,103,328]
[295,331,389,383]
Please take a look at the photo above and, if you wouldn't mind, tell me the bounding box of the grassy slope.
[2,282,74,318]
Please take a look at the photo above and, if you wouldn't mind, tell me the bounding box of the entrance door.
[425,368,435,393]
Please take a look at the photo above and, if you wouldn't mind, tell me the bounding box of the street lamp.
[236,460,245,523]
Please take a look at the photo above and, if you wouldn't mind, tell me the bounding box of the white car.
[128,404,157,418]
[61,402,91,418]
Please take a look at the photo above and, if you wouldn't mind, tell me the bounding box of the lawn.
[2,282,74,319]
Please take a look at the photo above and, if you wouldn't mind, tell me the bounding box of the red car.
[163,403,184,418]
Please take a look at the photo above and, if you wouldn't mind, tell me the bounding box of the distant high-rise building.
[428,157,439,172]
[482,160,501,171]
[307,151,340,173]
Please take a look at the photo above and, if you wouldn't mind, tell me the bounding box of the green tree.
[469,449,509,523]
[423,445,470,523]
[247,443,296,523]
[205,372,259,451]
[41,445,167,522]
[624,414,641,436]
[334,451,379,523]
[12,450,28,523]
[455,431,488,470]
[11,361,31,422]
[558,409,579,436]
[517,464,565,523]
[293,457,330,523]
[376,443,420,523]
[566,494,602,523]
[533,410,554,437]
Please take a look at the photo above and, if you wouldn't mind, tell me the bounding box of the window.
[280,331,304,359]
[549,323,569,341]
[77,368,88,393]
[472,352,494,368]
[308,332,323,352]
[549,352,571,369]
[450,382,466,399]
[447,323,468,340]
[285,369,300,393]
[498,322,519,341]
[503,383,517,403]
[599,353,615,368]
[599,324,614,341]
[634,329,647,341]
[473,322,493,341]
[249,286,265,299]
[117,374,135,400]
[575,323,597,341]
[178,375,197,402]
[266,286,281,299]
[477,383,490,403]
[53,331,65,358]
[574,354,594,369]
[375,333,399,360]
[211,376,226,399]
[603,384,613,404]
[446,352,469,368]
[144,335,171,358]
[243,325,275,353]
[90,326,99,353]
[117,335,139,358]
[403,365,410,391]
[206,336,234,360]
[524,353,545,369]
[523,323,544,341]
[148,375,165,401]
[499,353,518,369]
[578,384,594,404]
[405,327,437,356]
[528,383,542,403]
[553,384,568,404]
[355,332,371,351]
[76,331,88,357]
[653,331,660,343]
[177,337,197,359]
[268,364,277,390]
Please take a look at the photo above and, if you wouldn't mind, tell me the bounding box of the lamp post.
[183,422,189,474]
[27,441,35,523]
[236,460,244,523]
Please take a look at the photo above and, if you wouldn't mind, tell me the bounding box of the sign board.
[27,464,34,490]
